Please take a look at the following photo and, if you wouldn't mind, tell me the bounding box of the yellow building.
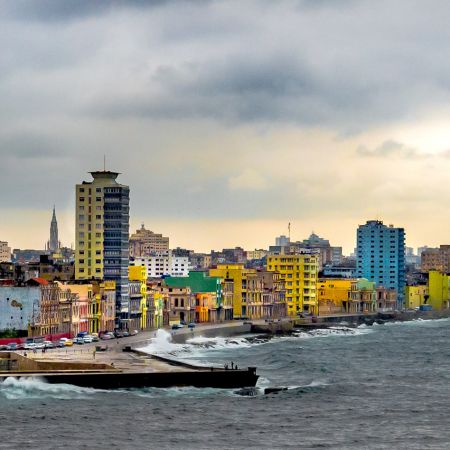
[153,292,164,329]
[266,254,319,316]
[405,285,428,309]
[209,264,256,318]
[317,279,353,315]
[428,271,450,310]
[74,172,129,329]
[129,266,148,330]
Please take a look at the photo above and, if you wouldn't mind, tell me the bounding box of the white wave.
[0,377,99,400]
[383,317,450,327]
[138,330,265,361]
[292,326,373,339]
[186,335,255,349]
[256,376,271,389]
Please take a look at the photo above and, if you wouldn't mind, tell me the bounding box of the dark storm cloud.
[67,0,450,131]
[0,133,65,159]
[3,0,450,130]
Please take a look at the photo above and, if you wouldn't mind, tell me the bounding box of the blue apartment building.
[356,220,406,308]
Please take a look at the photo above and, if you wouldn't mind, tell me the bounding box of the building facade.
[209,264,257,318]
[421,245,450,273]
[0,241,11,263]
[356,220,406,308]
[75,171,130,328]
[129,224,169,258]
[266,254,319,316]
[131,253,190,278]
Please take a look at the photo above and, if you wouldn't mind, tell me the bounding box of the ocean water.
[2,319,450,449]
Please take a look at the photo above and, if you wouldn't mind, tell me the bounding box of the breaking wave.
[292,326,373,339]
[0,377,100,400]
[137,329,269,361]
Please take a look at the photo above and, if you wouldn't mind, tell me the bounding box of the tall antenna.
[288,222,291,241]
[103,154,106,171]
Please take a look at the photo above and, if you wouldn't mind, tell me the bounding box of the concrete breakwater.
[0,349,259,389]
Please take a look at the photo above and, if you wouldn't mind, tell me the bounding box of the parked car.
[171,324,184,330]
[83,335,93,344]
[74,337,84,345]
[100,333,113,340]
[64,339,73,347]
[58,338,68,347]
[113,330,124,338]
[25,343,38,350]
[188,323,196,329]
[91,333,100,342]
[130,330,138,336]
[6,343,18,350]
[43,341,54,349]
[122,330,129,337]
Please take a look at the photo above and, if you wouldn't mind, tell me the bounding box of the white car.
[58,338,68,347]
[25,343,37,350]
[43,341,54,349]
[83,335,93,344]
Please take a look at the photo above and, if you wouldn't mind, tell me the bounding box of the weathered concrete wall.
[0,352,114,372]
[0,287,40,332]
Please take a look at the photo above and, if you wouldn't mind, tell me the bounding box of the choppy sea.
[1,319,450,449]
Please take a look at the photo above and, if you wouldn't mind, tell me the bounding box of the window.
[96,233,101,238]
[96,197,102,201]
[79,232,85,237]
[96,188,102,193]
[96,224,102,229]
[96,215,101,219]
[79,197,85,201]
[96,259,101,264]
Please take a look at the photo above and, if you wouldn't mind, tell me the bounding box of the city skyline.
[1,196,439,255]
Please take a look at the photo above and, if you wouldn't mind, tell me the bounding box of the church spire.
[48,206,59,253]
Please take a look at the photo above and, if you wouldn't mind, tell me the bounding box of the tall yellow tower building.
[75,170,130,328]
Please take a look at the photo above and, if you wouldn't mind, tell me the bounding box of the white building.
[132,252,190,278]
[275,235,290,247]
[0,241,11,262]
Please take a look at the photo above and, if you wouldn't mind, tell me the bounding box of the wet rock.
[264,387,288,395]
[234,387,258,396]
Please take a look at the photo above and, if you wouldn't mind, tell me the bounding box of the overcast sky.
[1,0,450,253]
